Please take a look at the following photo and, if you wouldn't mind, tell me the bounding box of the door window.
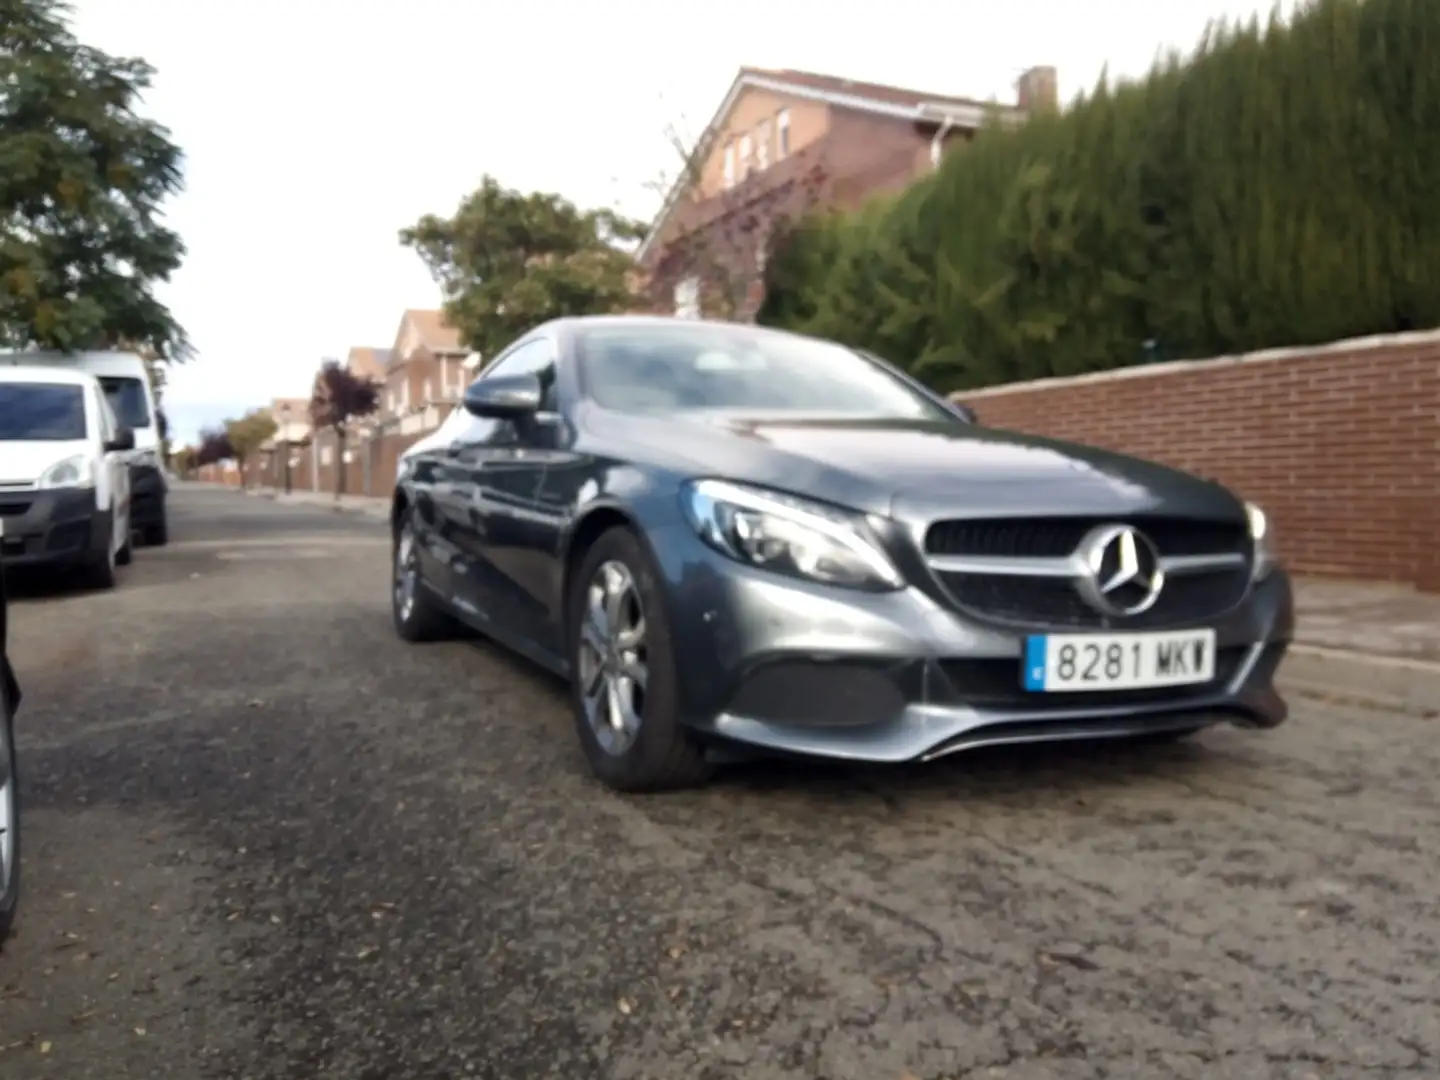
[93,387,115,444]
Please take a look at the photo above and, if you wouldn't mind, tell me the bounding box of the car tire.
[116,533,133,566]
[392,508,457,643]
[0,713,19,948]
[567,526,712,793]
[145,520,168,547]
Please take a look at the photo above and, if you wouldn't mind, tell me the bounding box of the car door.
[438,337,553,627]
[405,407,482,606]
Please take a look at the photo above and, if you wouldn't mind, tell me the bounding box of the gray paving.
[0,488,1435,1079]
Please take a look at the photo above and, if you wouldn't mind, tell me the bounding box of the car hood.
[586,410,1244,522]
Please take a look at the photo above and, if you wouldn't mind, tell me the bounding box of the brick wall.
[957,331,1440,591]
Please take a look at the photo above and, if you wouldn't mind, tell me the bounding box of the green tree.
[0,0,189,359]
[760,0,1440,389]
[224,409,277,489]
[400,176,644,358]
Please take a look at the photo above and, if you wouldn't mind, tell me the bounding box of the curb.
[1280,644,1439,717]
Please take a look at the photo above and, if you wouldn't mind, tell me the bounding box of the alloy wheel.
[394,527,418,622]
[577,560,649,755]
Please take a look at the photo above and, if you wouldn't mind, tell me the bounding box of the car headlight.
[681,479,903,591]
[1246,501,1276,580]
[38,454,94,489]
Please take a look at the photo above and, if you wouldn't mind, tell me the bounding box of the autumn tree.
[223,409,277,489]
[0,0,190,360]
[194,427,234,467]
[308,359,380,498]
[400,175,645,357]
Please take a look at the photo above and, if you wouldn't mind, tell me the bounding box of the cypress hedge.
[757,0,1440,392]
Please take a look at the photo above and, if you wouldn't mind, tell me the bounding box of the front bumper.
[0,488,109,570]
[651,524,1294,763]
[129,462,167,528]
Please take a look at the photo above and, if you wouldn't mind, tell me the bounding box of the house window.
[674,277,701,319]
[776,109,790,158]
[722,141,735,189]
[738,133,753,179]
[400,380,409,411]
[423,377,432,402]
[756,119,771,170]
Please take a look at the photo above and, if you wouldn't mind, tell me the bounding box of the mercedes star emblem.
[1075,524,1165,617]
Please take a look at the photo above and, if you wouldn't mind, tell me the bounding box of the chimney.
[1016,65,1058,113]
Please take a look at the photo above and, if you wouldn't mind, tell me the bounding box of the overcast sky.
[67,0,1297,444]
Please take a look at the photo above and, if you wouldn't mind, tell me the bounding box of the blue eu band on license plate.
[1023,636,1049,691]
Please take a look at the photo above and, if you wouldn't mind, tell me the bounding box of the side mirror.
[463,372,543,420]
[950,401,977,424]
[105,426,136,453]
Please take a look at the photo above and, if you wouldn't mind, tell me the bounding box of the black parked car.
[0,524,21,944]
[389,316,1292,792]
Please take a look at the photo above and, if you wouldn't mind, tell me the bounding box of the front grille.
[939,645,1249,709]
[933,568,1250,629]
[925,516,1248,559]
[923,515,1253,630]
[0,500,32,518]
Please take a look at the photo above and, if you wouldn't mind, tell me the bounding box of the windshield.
[0,384,87,441]
[99,376,152,429]
[576,324,953,422]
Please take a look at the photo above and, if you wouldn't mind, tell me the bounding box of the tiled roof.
[345,347,391,379]
[740,67,992,111]
[269,397,310,422]
[405,309,463,353]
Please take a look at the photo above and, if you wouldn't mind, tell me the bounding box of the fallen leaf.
[665,945,685,959]
[617,998,633,1015]
[39,1042,52,1054]
[134,1027,146,1037]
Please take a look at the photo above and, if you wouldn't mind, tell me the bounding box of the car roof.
[0,364,99,387]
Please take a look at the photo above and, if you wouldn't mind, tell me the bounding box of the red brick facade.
[956,332,1440,591]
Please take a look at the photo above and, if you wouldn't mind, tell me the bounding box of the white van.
[0,366,134,589]
[0,351,168,546]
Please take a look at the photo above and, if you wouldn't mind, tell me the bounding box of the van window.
[99,376,152,429]
[0,384,88,440]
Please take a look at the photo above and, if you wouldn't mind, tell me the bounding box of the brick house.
[379,309,471,435]
[636,65,1058,321]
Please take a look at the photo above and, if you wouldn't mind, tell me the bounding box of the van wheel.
[145,520,168,547]
[116,535,133,566]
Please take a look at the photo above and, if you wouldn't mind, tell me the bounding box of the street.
[0,487,1435,1080]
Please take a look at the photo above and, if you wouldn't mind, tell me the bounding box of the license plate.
[1023,629,1217,692]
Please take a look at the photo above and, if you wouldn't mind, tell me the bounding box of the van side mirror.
[105,426,136,453]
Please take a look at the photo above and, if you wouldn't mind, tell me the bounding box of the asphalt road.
[0,486,1436,1080]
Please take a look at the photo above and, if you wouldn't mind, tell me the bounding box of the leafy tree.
[0,0,190,359]
[224,409,277,488]
[401,175,645,358]
[308,359,380,498]
[170,444,196,477]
